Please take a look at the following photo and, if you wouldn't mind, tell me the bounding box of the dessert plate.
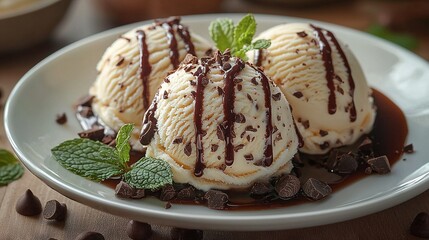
[4,14,429,231]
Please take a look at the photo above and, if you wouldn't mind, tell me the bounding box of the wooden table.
[1,0,428,239]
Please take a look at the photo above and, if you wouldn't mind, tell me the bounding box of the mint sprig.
[209,14,271,60]
[0,149,24,185]
[51,124,173,190]
[124,157,172,190]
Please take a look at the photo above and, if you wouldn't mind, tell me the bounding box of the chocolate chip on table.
[160,185,176,201]
[204,190,228,210]
[74,231,105,240]
[115,181,135,198]
[55,113,67,124]
[404,143,415,153]
[16,189,42,216]
[302,178,332,200]
[410,212,429,238]
[275,175,301,198]
[78,127,105,141]
[250,182,272,196]
[126,220,152,240]
[171,228,203,240]
[336,153,358,174]
[367,155,391,174]
[43,200,67,221]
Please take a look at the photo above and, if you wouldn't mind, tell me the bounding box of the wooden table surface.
[1,0,428,239]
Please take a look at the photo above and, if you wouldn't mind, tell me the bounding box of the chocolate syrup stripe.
[161,23,180,69]
[139,93,158,145]
[254,49,263,67]
[136,30,151,110]
[176,24,196,56]
[310,24,337,116]
[193,64,209,177]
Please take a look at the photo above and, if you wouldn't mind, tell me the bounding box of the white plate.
[5,14,429,231]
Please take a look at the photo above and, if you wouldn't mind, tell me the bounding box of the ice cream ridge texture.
[248,23,376,154]
[139,51,299,191]
[90,17,213,151]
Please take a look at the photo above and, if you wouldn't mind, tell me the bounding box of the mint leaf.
[233,14,257,52]
[124,157,172,190]
[0,149,24,185]
[51,138,124,181]
[115,123,134,165]
[209,18,234,52]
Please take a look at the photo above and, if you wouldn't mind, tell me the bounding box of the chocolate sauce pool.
[79,88,408,210]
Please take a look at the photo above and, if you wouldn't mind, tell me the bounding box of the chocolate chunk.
[235,113,246,123]
[173,137,183,144]
[163,90,169,99]
[126,220,152,240]
[204,190,228,210]
[250,182,272,195]
[131,189,146,199]
[410,212,429,238]
[165,202,172,209]
[115,181,135,198]
[319,130,328,137]
[275,175,301,198]
[76,95,94,107]
[293,91,303,98]
[337,154,358,174]
[78,106,94,118]
[101,135,115,146]
[222,62,231,71]
[367,155,391,174]
[56,113,67,124]
[183,54,198,65]
[78,127,105,141]
[217,86,224,96]
[272,93,282,101]
[244,154,254,161]
[211,144,218,152]
[325,149,339,171]
[297,31,308,37]
[364,167,373,175]
[358,137,373,151]
[43,200,67,221]
[404,144,414,153]
[160,185,176,201]
[74,231,105,240]
[177,186,196,200]
[303,178,332,200]
[16,189,42,216]
[251,77,259,85]
[171,228,203,240]
[302,120,310,129]
[184,142,192,156]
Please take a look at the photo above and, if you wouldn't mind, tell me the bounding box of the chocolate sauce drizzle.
[223,58,246,166]
[177,24,196,56]
[254,49,263,67]
[136,30,152,110]
[139,93,158,145]
[161,22,180,68]
[310,24,337,115]
[193,64,210,177]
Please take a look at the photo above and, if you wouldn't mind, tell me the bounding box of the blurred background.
[0,0,427,60]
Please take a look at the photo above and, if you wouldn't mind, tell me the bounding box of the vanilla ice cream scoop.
[139,52,299,191]
[89,17,213,150]
[248,23,376,155]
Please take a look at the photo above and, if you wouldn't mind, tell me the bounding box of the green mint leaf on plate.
[0,149,24,185]
[124,157,172,190]
[209,18,234,52]
[209,14,270,60]
[51,138,124,181]
[115,123,134,165]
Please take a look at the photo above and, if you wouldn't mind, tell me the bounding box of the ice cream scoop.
[248,23,376,154]
[89,17,213,150]
[139,51,299,191]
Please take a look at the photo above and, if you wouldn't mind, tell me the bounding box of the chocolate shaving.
[272,93,282,101]
[297,31,308,38]
[163,90,169,99]
[173,137,183,144]
[244,154,254,161]
[293,91,303,98]
[319,130,328,137]
[251,77,259,85]
[233,144,244,152]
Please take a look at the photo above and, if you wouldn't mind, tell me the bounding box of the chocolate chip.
[171,228,203,240]
[251,77,258,85]
[217,86,224,96]
[173,137,183,144]
[364,167,373,175]
[116,56,125,66]
[337,154,358,174]
[164,78,170,83]
[302,120,310,129]
[115,181,135,198]
[222,62,231,71]
[234,113,246,123]
[272,93,281,101]
[183,54,198,65]
[126,220,152,240]
[337,86,344,95]
[367,155,391,174]
[76,95,94,107]
[177,186,196,200]
[293,91,303,98]
[303,178,332,200]
[234,78,243,84]
[297,31,308,37]
[78,106,94,118]
[234,144,244,152]
[204,190,228,210]
[275,175,301,198]
[201,77,209,86]
[55,113,67,125]
[319,141,330,150]
[211,144,218,152]
[190,91,196,99]
[245,125,257,132]
[74,231,105,240]
[189,80,196,86]
[184,142,192,156]
[43,200,67,221]
[404,144,414,153]
[410,212,429,238]
[237,84,243,91]
[358,137,373,151]
[163,90,169,99]
[165,202,172,209]
[319,130,328,137]
[246,94,253,102]
[16,189,42,216]
[250,182,272,195]
[78,127,105,141]
[131,189,146,199]
[244,154,254,161]
[160,185,176,201]
[216,126,225,140]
